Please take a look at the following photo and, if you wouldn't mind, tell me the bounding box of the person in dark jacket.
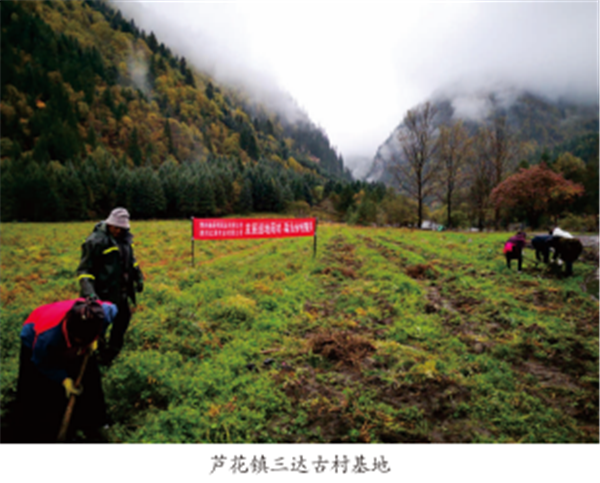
[503,231,527,271]
[15,298,117,442]
[548,235,583,277]
[77,207,144,364]
[531,234,553,263]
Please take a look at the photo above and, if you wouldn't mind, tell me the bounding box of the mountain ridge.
[366,88,599,184]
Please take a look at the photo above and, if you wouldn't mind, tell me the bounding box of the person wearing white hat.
[551,227,574,239]
[548,227,583,276]
[76,207,144,364]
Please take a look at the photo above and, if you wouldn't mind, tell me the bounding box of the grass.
[1,220,598,443]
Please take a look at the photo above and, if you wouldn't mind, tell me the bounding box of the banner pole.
[313,217,318,258]
[191,216,194,267]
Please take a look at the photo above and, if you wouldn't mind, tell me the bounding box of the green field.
[1,221,598,443]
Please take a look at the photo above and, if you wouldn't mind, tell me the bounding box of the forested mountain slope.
[1,0,349,222]
[367,90,598,184]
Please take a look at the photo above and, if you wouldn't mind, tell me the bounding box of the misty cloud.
[450,96,493,122]
[430,81,523,122]
[110,0,597,166]
[127,48,151,97]
[408,2,598,106]
[114,1,307,124]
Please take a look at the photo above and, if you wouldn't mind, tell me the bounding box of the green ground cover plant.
[1,221,598,443]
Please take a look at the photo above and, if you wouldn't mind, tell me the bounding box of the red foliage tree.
[490,162,584,227]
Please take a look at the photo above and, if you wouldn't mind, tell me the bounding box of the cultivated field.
[1,220,598,443]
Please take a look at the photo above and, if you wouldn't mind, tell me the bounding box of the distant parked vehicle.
[421,220,443,231]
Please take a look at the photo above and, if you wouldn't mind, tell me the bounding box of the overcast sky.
[114,0,598,166]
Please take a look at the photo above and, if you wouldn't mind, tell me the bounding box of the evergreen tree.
[236,176,254,214]
[240,124,260,160]
[205,81,215,100]
[147,31,158,53]
[46,120,83,162]
[63,162,88,220]
[10,159,57,221]
[0,159,17,221]
[196,172,216,217]
[129,167,166,219]
[48,161,88,220]
[184,68,196,87]
[32,135,51,164]
[176,167,198,217]
[128,127,143,166]
[115,168,133,209]
[281,182,294,209]
[212,175,226,214]
[102,87,115,112]
[87,125,97,149]
[302,181,314,206]
[164,118,176,156]
[80,147,119,217]
[158,157,180,218]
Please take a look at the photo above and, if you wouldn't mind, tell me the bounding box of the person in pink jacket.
[503,231,527,272]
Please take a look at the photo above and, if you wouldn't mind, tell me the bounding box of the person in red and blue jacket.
[15,298,117,443]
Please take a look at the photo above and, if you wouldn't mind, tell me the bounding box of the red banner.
[193,218,316,240]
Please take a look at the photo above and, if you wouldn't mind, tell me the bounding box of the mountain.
[366,88,599,184]
[0,0,351,222]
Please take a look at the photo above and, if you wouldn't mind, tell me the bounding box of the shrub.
[104,350,184,420]
[378,194,419,226]
[207,294,257,325]
[559,213,599,233]
[287,200,311,216]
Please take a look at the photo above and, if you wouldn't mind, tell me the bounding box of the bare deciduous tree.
[477,114,521,228]
[467,131,495,230]
[390,102,439,228]
[435,120,472,228]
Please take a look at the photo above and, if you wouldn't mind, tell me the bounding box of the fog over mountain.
[113,1,598,176]
[365,88,599,185]
[114,1,309,124]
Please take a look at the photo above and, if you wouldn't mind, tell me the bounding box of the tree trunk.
[494,206,500,231]
[447,189,452,228]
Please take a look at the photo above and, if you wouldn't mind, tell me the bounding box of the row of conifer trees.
[0,148,366,222]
